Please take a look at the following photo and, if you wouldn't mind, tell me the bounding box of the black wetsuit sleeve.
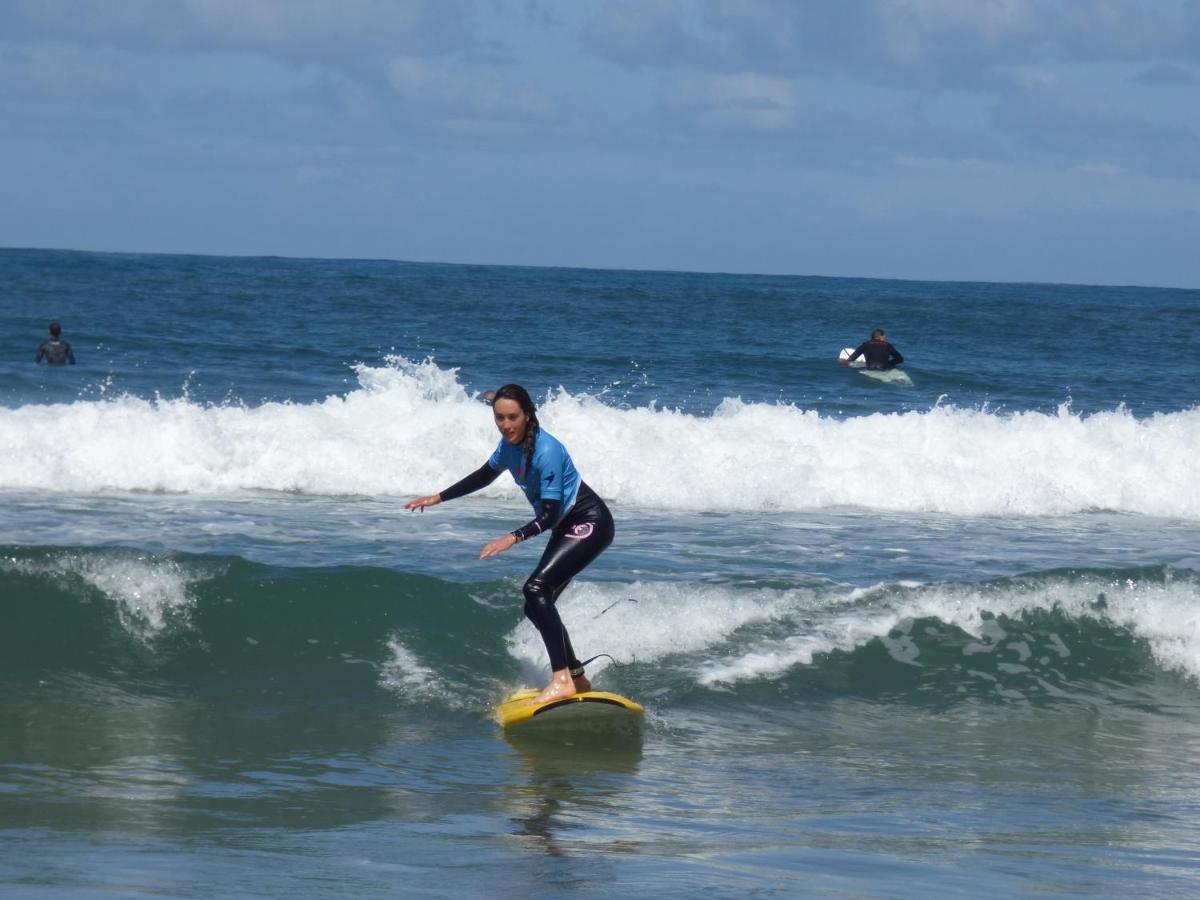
[438,463,501,502]
[35,341,46,364]
[512,499,562,543]
[66,342,76,365]
[847,342,867,362]
[888,344,903,366]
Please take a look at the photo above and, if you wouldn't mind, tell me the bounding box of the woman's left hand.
[480,533,518,560]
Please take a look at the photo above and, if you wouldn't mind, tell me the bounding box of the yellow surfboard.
[495,688,644,733]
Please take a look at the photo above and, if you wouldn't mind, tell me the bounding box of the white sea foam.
[503,581,801,676]
[379,638,468,708]
[1,356,1197,519]
[507,575,1200,687]
[380,639,438,691]
[701,574,1200,685]
[1,552,200,639]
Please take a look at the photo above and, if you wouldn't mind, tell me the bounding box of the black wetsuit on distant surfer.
[845,330,903,370]
[35,322,76,365]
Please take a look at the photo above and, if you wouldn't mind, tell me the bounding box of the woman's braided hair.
[491,384,539,483]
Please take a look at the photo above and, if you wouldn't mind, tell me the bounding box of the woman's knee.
[522,575,552,621]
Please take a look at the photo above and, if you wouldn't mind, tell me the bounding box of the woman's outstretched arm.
[405,462,501,510]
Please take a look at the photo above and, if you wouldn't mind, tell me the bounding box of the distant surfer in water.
[34,321,76,365]
[842,329,902,370]
[405,384,615,704]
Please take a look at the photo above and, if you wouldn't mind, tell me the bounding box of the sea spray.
[1,549,204,639]
[8,553,1196,693]
[0,357,1196,519]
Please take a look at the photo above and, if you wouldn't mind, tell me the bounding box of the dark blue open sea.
[2,247,1200,897]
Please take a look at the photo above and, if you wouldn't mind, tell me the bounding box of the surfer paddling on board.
[405,384,615,705]
[841,329,903,370]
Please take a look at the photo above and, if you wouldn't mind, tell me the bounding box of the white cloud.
[991,78,1200,177]
[1,0,1198,287]
[0,41,132,101]
[385,55,563,134]
[1078,161,1123,176]
[582,0,1200,87]
[1009,66,1059,89]
[582,0,1045,86]
[1134,62,1200,85]
[1054,0,1200,61]
[671,72,800,133]
[875,0,1040,68]
[0,0,480,63]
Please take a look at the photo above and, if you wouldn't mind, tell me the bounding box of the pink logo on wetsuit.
[565,522,594,540]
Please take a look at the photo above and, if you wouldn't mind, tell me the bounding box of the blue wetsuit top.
[486,429,580,519]
[437,428,582,541]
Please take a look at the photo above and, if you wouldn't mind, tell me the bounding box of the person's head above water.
[49,321,62,337]
[491,384,541,476]
[871,329,885,341]
[490,384,539,446]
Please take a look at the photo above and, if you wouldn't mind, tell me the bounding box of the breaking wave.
[0,357,1196,519]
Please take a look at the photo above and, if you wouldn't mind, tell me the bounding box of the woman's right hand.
[405,494,442,511]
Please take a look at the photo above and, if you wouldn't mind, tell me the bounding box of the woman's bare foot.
[533,668,578,704]
[573,673,591,693]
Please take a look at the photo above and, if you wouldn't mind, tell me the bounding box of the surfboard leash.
[578,652,618,670]
[577,599,639,673]
[595,597,638,618]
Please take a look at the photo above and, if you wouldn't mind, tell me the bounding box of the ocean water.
[2,247,1199,897]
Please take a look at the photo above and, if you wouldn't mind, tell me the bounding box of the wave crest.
[3,548,1198,707]
[0,357,1197,518]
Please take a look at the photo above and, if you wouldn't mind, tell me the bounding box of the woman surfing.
[405,384,615,705]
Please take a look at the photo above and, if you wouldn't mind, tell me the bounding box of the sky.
[1,0,1198,288]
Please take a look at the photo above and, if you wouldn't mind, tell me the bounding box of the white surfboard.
[860,367,912,385]
[838,347,866,368]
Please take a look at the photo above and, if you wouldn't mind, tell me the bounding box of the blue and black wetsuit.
[438,429,614,675]
[848,339,902,370]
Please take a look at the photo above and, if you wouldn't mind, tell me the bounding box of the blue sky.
[1,0,1198,287]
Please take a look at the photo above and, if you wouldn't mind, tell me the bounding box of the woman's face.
[493,397,529,445]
